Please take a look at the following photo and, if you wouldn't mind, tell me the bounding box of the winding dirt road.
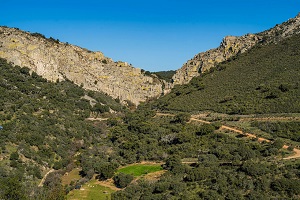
[38,169,55,187]
[239,117,300,122]
[155,113,300,160]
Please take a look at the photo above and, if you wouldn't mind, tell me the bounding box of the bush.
[195,124,215,136]
[172,113,191,124]
[113,173,134,188]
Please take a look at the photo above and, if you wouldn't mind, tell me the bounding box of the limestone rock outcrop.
[0,27,167,105]
[172,13,300,85]
[1,14,300,104]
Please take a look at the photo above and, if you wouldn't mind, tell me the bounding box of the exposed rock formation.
[1,14,300,104]
[172,13,300,85]
[0,27,168,105]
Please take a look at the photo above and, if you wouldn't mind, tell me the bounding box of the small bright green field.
[117,164,163,177]
[67,179,114,200]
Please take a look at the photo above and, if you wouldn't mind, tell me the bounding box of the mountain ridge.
[1,14,300,104]
[172,13,300,85]
[0,27,170,105]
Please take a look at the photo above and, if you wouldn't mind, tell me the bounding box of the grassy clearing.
[117,164,163,177]
[67,179,114,200]
[62,168,81,186]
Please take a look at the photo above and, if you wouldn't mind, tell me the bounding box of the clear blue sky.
[1,0,299,72]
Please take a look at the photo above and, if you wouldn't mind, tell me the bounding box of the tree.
[173,113,191,124]
[94,162,118,180]
[10,151,19,160]
[0,176,27,200]
[113,173,134,188]
[93,103,109,117]
[163,155,184,173]
[195,124,215,136]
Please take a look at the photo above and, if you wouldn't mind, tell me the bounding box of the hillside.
[154,33,300,114]
[1,14,300,200]
[172,13,300,85]
[0,58,125,199]
[0,27,168,105]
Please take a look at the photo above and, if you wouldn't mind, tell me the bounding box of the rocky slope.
[172,13,300,85]
[0,27,168,105]
[1,14,299,104]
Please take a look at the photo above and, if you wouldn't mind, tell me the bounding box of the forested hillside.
[154,34,300,114]
[0,58,124,199]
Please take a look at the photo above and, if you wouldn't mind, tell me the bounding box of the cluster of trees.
[252,121,300,142]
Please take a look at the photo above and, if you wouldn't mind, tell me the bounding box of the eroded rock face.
[0,27,167,105]
[172,34,261,85]
[172,14,300,85]
[1,14,300,103]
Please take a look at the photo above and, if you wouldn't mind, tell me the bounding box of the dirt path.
[219,125,300,159]
[282,145,300,160]
[190,118,211,124]
[156,112,300,160]
[155,113,175,117]
[96,179,121,191]
[239,117,300,122]
[86,117,108,121]
[38,169,54,187]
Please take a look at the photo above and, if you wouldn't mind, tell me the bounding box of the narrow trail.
[96,179,121,191]
[283,145,300,160]
[86,117,108,121]
[38,169,54,187]
[155,113,300,160]
[239,117,300,122]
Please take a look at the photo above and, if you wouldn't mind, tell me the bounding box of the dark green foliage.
[155,34,300,114]
[93,102,110,116]
[94,162,118,180]
[9,151,19,160]
[252,121,300,142]
[113,173,134,188]
[271,178,300,197]
[153,70,176,83]
[172,113,191,124]
[163,155,183,173]
[241,160,270,177]
[195,124,215,136]
[30,32,46,39]
[0,175,27,200]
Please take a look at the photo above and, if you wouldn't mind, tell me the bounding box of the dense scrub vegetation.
[252,121,300,142]
[107,106,300,199]
[0,58,123,199]
[154,34,300,114]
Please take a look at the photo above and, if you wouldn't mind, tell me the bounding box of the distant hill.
[153,70,176,83]
[154,33,300,114]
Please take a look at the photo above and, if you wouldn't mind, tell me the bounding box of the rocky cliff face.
[1,14,299,104]
[172,13,300,85]
[0,27,167,105]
